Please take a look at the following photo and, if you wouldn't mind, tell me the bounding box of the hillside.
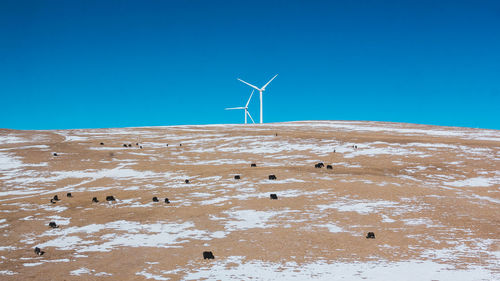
[0,121,499,280]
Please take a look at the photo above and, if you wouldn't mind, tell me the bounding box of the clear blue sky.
[1,0,499,130]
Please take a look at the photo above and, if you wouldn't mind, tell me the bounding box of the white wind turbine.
[237,74,278,124]
[225,90,256,124]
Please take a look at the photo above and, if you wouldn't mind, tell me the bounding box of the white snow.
[70,267,112,276]
[0,135,28,145]
[317,200,398,215]
[0,270,18,275]
[316,223,345,233]
[0,152,24,171]
[272,121,500,142]
[223,210,282,231]
[37,220,208,252]
[136,270,169,280]
[23,262,44,267]
[70,267,90,276]
[445,176,500,187]
[179,256,497,281]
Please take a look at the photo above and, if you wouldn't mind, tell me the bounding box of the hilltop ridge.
[0,121,498,280]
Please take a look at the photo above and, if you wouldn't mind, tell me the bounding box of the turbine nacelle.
[237,74,278,124]
[224,90,255,124]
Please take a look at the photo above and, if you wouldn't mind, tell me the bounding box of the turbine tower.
[237,74,278,124]
[225,90,255,124]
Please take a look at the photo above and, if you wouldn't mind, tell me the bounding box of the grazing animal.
[136,143,139,146]
[334,149,336,153]
[123,144,127,147]
[234,175,241,180]
[203,251,214,260]
[34,247,45,256]
[366,232,375,239]
[268,175,277,180]
[106,196,115,202]
[270,194,278,200]
[92,197,99,203]
[315,162,324,168]
[326,165,333,170]
[179,144,182,147]
[166,144,169,147]
[275,133,278,136]
[53,153,58,156]
[100,142,104,145]
[185,179,190,184]
[152,197,159,202]
[128,144,132,147]
[164,198,170,204]
[251,163,257,167]
[66,193,72,197]
[53,195,59,201]
[50,199,56,204]
[48,222,58,228]
[140,146,143,149]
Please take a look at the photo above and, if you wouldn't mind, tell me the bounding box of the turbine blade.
[261,74,278,90]
[238,78,261,91]
[247,110,255,124]
[245,90,254,108]
[225,107,245,110]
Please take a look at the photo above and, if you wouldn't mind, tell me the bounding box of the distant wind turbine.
[237,74,278,124]
[225,90,256,124]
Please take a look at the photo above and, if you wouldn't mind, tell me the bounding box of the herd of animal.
[35,140,375,260]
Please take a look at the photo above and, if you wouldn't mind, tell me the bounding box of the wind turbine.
[225,90,256,124]
[237,74,278,124]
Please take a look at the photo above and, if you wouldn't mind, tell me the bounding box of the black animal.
[334,149,336,153]
[92,197,99,203]
[140,146,143,149]
[128,144,132,147]
[48,222,58,228]
[34,247,45,256]
[366,232,375,239]
[50,199,56,204]
[251,163,257,167]
[123,144,128,147]
[268,175,277,180]
[179,144,182,147]
[166,144,169,147]
[53,153,58,156]
[136,143,139,146]
[315,162,324,168]
[185,179,190,184]
[66,193,72,197]
[106,196,115,202]
[53,195,59,201]
[152,197,159,202]
[164,198,170,204]
[203,251,214,260]
[270,194,278,200]
[100,142,104,145]
[234,175,241,180]
[326,165,333,170]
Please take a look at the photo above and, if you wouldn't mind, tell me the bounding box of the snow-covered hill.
[0,121,499,280]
